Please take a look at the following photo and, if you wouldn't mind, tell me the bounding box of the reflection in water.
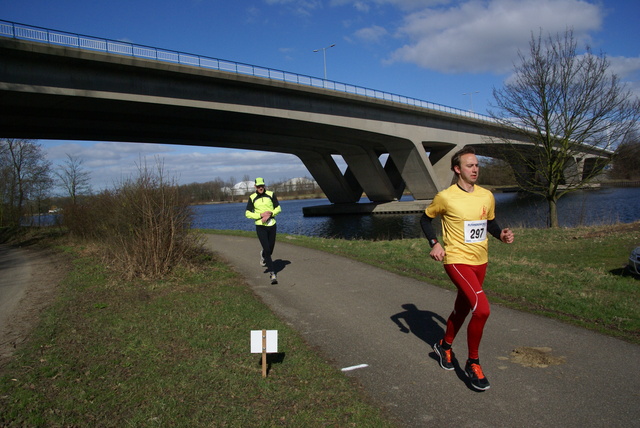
[495,187,640,228]
[191,187,640,240]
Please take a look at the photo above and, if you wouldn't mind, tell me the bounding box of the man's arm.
[245,197,261,220]
[420,213,445,261]
[420,213,439,247]
[271,193,282,217]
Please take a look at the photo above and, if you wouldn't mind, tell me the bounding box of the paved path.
[204,234,640,427]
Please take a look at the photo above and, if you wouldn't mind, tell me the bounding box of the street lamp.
[313,44,336,80]
[463,91,479,112]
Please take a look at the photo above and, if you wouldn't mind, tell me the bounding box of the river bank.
[192,186,640,239]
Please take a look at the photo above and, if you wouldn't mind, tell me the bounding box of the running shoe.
[260,251,266,267]
[465,360,490,390]
[270,272,278,284]
[433,340,454,370]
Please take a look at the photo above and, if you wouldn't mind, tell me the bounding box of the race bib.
[464,220,487,243]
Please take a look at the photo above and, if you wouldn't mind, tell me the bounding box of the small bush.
[63,158,202,279]
[60,201,98,238]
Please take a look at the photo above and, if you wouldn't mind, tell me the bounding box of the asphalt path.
[204,234,640,427]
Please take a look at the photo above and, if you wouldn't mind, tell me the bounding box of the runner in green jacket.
[245,177,282,284]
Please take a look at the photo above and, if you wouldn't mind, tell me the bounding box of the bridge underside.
[0,87,457,203]
[0,38,469,204]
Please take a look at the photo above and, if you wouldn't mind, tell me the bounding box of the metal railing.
[0,19,494,122]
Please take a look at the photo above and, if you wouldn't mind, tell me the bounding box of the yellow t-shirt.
[425,184,495,265]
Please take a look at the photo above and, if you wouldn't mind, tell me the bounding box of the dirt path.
[0,244,67,366]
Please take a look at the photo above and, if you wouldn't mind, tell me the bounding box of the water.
[191,187,640,240]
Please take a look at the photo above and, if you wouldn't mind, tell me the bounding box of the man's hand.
[430,242,445,262]
[500,228,514,244]
[260,211,272,223]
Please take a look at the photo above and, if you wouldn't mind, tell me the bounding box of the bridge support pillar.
[298,152,362,203]
[341,146,399,202]
[427,143,464,191]
[386,140,442,200]
[564,156,585,185]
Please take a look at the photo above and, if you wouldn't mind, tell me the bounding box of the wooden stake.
[261,329,267,378]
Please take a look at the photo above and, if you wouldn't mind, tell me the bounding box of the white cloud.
[331,0,449,12]
[45,141,311,190]
[265,0,323,16]
[387,0,604,74]
[354,24,389,43]
[608,56,640,80]
[608,56,640,99]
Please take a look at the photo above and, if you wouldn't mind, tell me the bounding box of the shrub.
[64,158,202,279]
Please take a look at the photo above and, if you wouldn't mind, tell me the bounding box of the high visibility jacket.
[245,190,282,226]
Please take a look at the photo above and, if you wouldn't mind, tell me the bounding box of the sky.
[3,0,639,191]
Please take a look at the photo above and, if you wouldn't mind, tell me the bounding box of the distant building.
[222,178,317,196]
[222,180,254,196]
[277,177,317,192]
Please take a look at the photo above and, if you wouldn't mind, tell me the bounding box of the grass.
[209,221,640,344]
[0,239,396,427]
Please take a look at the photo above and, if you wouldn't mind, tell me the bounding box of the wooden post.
[251,329,277,378]
[261,329,267,378]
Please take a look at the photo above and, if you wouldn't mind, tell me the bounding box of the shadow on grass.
[256,352,287,375]
[609,267,639,280]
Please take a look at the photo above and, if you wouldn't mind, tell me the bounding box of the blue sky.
[3,0,639,190]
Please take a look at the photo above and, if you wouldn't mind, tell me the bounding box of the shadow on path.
[262,259,291,274]
[389,303,446,347]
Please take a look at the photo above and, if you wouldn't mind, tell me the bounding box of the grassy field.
[1,221,638,426]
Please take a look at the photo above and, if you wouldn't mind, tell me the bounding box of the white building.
[222,177,317,196]
[221,180,254,197]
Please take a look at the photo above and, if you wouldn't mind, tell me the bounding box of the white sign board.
[250,330,278,353]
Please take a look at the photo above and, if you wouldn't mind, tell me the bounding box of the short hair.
[451,146,476,173]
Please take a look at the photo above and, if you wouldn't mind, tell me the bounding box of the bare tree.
[0,139,53,226]
[226,176,237,201]
[242,174,252,195]
[55,153,92,204]
[489,29,640,227]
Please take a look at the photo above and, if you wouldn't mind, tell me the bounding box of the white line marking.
[341,364,369,372]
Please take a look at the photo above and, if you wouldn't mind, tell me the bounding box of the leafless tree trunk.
[55,153,92,204]
[489,29,640,227]
[0,139,52,227]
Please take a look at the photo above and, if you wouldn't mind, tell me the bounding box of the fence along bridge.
[0,21,609,214]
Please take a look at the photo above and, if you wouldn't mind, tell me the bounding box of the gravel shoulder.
[0,244,67,366]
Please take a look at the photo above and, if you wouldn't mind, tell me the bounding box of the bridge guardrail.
[0,19,495,123]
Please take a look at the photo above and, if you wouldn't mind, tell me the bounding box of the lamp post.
[463,91,479,112]
[313,44,336,80]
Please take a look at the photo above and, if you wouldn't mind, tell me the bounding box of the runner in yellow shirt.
[421,146,514,390]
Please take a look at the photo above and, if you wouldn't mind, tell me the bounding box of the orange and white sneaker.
[465,359,490,390]
[433,340,455,370]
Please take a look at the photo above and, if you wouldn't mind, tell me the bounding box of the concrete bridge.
[0,23,609,214]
